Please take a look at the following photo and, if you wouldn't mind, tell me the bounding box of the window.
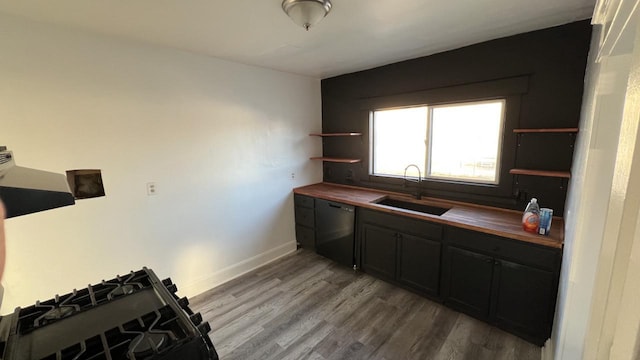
[371,99,505,184]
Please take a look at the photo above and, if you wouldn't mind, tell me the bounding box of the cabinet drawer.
[295,224,315,249]
[446,227,560,270]
[295,206,315,228]
[360,208,442,241]
[294,194,314,209]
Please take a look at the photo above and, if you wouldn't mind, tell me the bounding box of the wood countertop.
[293,183,564,249]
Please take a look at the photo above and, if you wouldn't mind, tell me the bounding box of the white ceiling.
[0,0,596,79]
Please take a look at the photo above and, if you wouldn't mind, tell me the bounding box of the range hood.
[0,146,75,218]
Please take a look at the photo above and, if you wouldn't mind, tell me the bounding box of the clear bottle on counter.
[522,198,540,233]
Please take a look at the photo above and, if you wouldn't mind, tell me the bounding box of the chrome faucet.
[403,164,422,200]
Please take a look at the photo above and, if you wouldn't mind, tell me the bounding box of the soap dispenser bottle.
[522,198,540,233]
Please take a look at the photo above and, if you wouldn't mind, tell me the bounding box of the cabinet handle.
[485,258,493,263]
[494,260,501,266]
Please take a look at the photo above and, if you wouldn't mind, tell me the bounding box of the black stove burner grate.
[17,270,152,335]
[1,267,218,360]
[41,305,188,360]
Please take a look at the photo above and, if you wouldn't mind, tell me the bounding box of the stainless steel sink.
[375,198,450,216]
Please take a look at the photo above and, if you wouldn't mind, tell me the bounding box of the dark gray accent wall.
[320,20,592,214]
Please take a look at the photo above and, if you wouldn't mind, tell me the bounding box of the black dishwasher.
[315,199,356,267]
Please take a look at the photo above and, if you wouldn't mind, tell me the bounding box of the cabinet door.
[492,259,556,344]
[294,206,315,228]
[295,224,315,250]
[361,223,397,280]
[397,233,441,296]
[444,246,495,320]
[294,194,314,209]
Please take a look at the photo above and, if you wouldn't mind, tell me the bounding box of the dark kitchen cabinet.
[294,194,315,249]
[361,223,397,280]
[444,246,494,320]
[442,227,561,345]
[493,258,556,342]
[397,233,441,296]
[293,191,562,346]
[359,209,443,298]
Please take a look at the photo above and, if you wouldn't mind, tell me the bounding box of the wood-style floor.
[190,249,541,360]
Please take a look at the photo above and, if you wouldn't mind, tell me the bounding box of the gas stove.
[0,268,219,360]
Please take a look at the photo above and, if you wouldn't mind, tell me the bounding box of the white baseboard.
[182,241,297,298]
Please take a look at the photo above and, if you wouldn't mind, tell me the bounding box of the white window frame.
[370,99,506,185]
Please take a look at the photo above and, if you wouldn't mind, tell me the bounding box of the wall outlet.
[291,172,295,180]
[147,182,157,196]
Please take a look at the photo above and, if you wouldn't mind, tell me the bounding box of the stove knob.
[162,278,173,287]
[197,321,212,335]
[177,296,190,309]
[190,312,203,326]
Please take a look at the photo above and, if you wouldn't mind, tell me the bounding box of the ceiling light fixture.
[282,0,332,31]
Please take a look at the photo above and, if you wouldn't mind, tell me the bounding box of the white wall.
[550,10,639,360]
[551,42,630,359]
[0,13,322,313]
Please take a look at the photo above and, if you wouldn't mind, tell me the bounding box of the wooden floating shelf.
[513,128,579,134]
[309,133,363,137]
[509,169,571,178]
[310,157,362,163]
